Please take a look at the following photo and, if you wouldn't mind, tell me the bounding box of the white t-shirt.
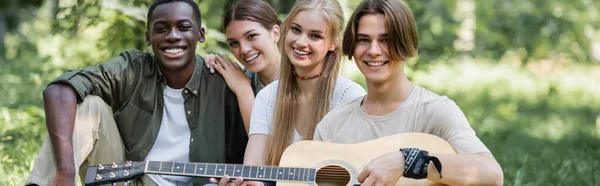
[248,76,366,142]
[314,86,490,154]
[145,86,192,186]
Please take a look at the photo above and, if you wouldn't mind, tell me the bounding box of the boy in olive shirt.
[25,0,247,185]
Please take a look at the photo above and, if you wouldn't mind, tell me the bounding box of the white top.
[248,76,366,142]
[314,86,490,154]
[145,86,192,186]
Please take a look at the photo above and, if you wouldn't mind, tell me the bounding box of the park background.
[1,0,599,185]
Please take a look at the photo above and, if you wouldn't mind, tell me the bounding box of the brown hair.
[223,0,281,31]
[266,0,345,165]
[342,0,418,61]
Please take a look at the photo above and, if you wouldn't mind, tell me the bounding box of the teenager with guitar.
[25,0,247,185]
[212,0,366,185]
[314,0,504,185]
[203,0,282,133]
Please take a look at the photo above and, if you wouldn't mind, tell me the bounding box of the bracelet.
[399,148,443,179]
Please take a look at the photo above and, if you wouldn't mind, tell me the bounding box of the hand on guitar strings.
[209,175,266,186]
[358,151,406,186]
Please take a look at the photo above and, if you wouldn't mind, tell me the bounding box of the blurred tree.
[473,0,599,63]
[0,0,46,60]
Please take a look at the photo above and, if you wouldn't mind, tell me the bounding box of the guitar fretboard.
[145,161,317,182]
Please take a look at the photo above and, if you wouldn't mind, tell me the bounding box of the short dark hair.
[147,0,202,29]
[342,0,418,61]
[223,0,281,32]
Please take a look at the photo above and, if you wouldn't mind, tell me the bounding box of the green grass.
[1,58,599,185]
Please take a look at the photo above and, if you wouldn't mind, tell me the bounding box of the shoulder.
[414,86,462,116]
[332,76,366,107]
[255,80,279,103]
[412,86,468,131]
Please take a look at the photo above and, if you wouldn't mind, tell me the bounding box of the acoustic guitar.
[84,133,456,186]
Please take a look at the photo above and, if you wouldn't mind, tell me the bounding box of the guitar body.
[278,133,457,186]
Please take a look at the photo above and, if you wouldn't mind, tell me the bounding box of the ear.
[271,24,281,42]
[328,43,337,52]
[198,27,206,43]
[145,31,151,46]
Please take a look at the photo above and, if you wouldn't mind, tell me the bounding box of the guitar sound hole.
[315,165,351,186]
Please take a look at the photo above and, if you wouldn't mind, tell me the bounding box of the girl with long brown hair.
[204,0,282,133]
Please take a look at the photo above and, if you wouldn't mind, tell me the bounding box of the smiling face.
[284,10,336,75]
[226,20,280,73]
[353,13,400,84]
[146,2,205,72]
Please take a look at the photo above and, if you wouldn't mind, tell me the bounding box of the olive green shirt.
[50,49,248,184]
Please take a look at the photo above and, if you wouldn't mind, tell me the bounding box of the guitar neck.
[144,161,317,182]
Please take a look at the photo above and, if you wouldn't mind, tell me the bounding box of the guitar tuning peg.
[98,164,104,170]
[124,170,130,176]
[96,174,103,180]
[112,162,118,168]
[110,172,116,178]
[126,161,132,166]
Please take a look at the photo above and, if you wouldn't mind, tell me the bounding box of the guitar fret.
[308,169,316,182]
[250,166,258,178]
[293,168,297,181]
[282,167,289,180]
[184,163,194,174]
[256,166,264,179]
[302,168,306,181]
[194,163,198,174]
[147,161,160,172]
[216,164,226,176]
[233,165,242,177]
[225,164,235,176]
[205,164,208,175]
[196,163,207,176]
[242,165,250,178]
[264,166,272,180]
[160,162,174,172]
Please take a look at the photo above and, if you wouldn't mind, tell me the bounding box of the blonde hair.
[266,0,345,165]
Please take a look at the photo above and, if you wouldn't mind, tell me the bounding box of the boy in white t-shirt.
[314,0,504,185]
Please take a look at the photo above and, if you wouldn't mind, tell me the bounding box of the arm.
[426,99,503,185]
[358,151,502,186]
[43,84,78,186]
[244,134,269,165]
[426,152,503,186]
[43,51,139,185]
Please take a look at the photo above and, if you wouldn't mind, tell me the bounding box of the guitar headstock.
[84,161,146,186]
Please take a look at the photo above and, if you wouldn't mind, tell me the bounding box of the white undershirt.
[145,86,192,186]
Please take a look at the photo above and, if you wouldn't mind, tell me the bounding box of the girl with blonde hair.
[211,0,365,185]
